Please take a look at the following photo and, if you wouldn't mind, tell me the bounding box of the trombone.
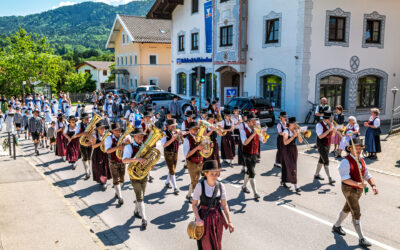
[296,125,312,148]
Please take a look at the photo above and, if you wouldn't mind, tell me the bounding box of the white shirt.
[122,141,140,160]
[283,129,294,137]
[338,154,371,181]
[369,116,380,128]
[315,105,331,115]
[277,121,287,134]
[181,119,194,131]
[104,134,118,151]
[63,125,77,135]
[193,181,227,201]
[218,119,231,128]
[231,115,242,129]
[183,133,197,157]
[55,121,65,130]
[316,121,330,136]
[240,123,263,144]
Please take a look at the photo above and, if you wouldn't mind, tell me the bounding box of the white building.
[76,61,113,90]
[148,0,400,121]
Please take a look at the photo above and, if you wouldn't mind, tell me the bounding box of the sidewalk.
[0,149,103,249]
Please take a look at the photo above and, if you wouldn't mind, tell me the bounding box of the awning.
[112,69,130,75]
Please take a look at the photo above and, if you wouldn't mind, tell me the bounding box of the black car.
[224,97,275,127]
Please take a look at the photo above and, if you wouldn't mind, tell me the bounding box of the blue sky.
[0,0,136,17]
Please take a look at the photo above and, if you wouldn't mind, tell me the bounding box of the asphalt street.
[16,133,400,250]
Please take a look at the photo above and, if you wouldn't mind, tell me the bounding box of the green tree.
[63,72,86,93]
[82,73,97,92]
[106,62,115,83]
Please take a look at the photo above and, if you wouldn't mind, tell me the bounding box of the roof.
[105,14,171,49]
[147,0,183,20]
[76,61,112,70]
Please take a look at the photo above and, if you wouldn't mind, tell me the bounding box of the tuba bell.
[197,120,213,158]
[79,113,101,146]
[128,126,165,180]
[116,123,135,160]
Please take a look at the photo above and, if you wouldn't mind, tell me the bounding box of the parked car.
[135,91,191,113]
[224,97,275,127]
[102,88,130,96]
[135,85,162,92]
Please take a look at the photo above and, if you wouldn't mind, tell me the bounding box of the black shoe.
[242,186,250,194]
[274,163,282,168]
[332,225,346,236]
[295,188,302,194]
[336,155,342,159]
[184,164,187,169]
[141,219,147,230]
[222,161,228,165]
[186,195,193,203]
[72,164,77,170]
[118,198,124,205]
[85,173,90,180]
[241,169,245,174]
[370,155,377,160]
[36,150,39,156]
[314,174,324,181]
[281,182,290,188]
[254,193,260,200]
[174,189,180,195]
[134,211,142,219]
[359,238,372,248]
[102,184,107,191]
[165,183,172,189]
[148,176,154,183]
[329,178,336,185]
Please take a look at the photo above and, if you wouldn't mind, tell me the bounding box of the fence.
[390,105,400,131]
[68,93,92,104]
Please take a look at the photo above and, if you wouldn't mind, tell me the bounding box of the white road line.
[277,202,398,250]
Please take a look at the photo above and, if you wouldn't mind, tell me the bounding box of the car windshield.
[252,99,270,108]
[226,99,249,109]
[136,87,146,92]
[149,86,161,91]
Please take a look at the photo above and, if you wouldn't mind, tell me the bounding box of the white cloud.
[52,1,78,9]
[92,0,139,6]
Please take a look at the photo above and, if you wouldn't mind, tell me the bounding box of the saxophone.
[128,126,165,180]
[100,130,111,153]
[197,120,213,158]
[79,113,101,146]
[116,123,134,160]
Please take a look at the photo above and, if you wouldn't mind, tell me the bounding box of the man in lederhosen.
[274,111,287,168]
[105,123,128,205]
[314,112,336,185]
[74,112,92,179]
[141,111,154,183]
[122,127,149,230]
[332,138,378,248]
[161,119,182,195]
[28,110,43,156]
[183,121,204,203]
[240,113,267,200]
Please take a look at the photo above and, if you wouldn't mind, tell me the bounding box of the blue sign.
[204,1,213,53]
[176,57,212,64]
[226,88,237,98]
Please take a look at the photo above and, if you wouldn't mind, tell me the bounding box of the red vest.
[346,155,366,189]
[130,143,140,159]
[165,130,179,153]
[187,134,203,164]
[110,136,122,163]
[242,127,259,155]
[317,121,331,146]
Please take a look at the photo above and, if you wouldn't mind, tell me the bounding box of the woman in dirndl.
[274,111,287,168]
[63,115,81,169]
[281,117,303,193]
[338,116,359,158]
[55,114,67,161]
[364,108,381,160]
[332,105,344,156]
[91,121,111,190]
[219,110,235,167]
[192,160,234,250]
[205,114,223,169]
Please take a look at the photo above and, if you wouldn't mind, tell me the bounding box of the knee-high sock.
[83,161,89,174]
[187,184,193,197]
[138,202,147,220]
[242,175,249,188]
[34,142,38,152]
[315,163,323,175]
[115,184,122,199]
[165,173,170,185]
[134,201,139,213]
[171,175,177,189]
[323,165,331,178]
[334,211,349,227]
[249,178,258,194]
[352,220,365,239]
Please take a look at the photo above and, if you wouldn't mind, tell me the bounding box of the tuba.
[128,126,165,180]
[116,123,135,159]
[100,130,111,153]
[79,113,102,146]
[197,120,213,158]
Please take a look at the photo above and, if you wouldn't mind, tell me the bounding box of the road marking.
[277,202,398,250]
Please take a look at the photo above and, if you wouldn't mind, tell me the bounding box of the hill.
[0,0,156,53]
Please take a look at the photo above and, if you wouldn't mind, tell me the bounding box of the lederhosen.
[275,122,286,165]
[197,180,227,250]
[92,132,111,184]
[79,122,93,161]
[108,135,125,186]
[128,143,148,202]
[316,121,331,165]
[281,129,298,184]
[65,125,80,163]
[164,129,179,175]
[220,120,235,160]
[205,128,221,169]
[341,155,366,220]
[55,121,66,157]
[243,126,260,178]
[187,134,204,189]
[237,122,245,166]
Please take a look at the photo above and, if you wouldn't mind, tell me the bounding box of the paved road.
[16,134,400,250]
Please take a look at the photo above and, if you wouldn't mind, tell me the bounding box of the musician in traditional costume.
[74,113,93,179]
[315,97,331,121]
[314,112,336,185]
[281,117,303,193]
[122,127,149,230]
[192,160,234,250]
[274,111,287,168]
[91,121,111,191]
[332,138,378,248]
[55,114,67,161]
[141,111,154,183]
[105,123,128,205]
[364,108,381,160]
[219,110,235,167]
[185,98,199,118]
[205,114,222,169]
[240,113,267,200]
[28,110,43,156]
[238,112,248,173]
[198,108,208,122]
[338,116,359,158]
[332,105,345,157]
[63,116,81,170]
[183,122,204,203]
[182,110,195,132]
[161,119,182,195]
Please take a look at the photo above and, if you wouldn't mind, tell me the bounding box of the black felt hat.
[165,119,177,127]
[224,110,232,116]
[279,111,287,117]
[288,117,297,124]
[111,123,121,131]
[323,112,332,119]
[96,120,106,128]
[187,121,199,130]
[185,110,194,117]
[202,160,220,172]
[131,127,146,135]
[68,115,77,122]
[346,138,365,153]
[80,112,90,120]
[207,113,215,120]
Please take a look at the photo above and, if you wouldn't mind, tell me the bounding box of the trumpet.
[295,125,312,147]
[254,124,270,142]
[174,128,184,143]
[209,124,227,136]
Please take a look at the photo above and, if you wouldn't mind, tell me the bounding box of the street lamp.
[389,86,399,136]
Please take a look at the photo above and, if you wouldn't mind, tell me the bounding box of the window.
[365,20,381,44]
[266,19,280,44]
[178,35,185,52]
[262,75,282,108]
[103,70,107,76]
[357,76,380,108]
[134,78,138,89]
[125,56,128,65]
[121,56,124,65]
[85,69,91,74]
[134,55,138,65]
[116,57,119,66]
[221,0,229,2]
[149,79,158,85]
[192,0,198,14]
[177,73,187,95]
[149,55,157,65]
[190,73,198,96]
[191,33,199,50]
[320,75,346,108]
[122,34,125,44]
[328,16,346,42]
[129,55,132,65]
[220,25,233,47]
[130,78,133,89]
